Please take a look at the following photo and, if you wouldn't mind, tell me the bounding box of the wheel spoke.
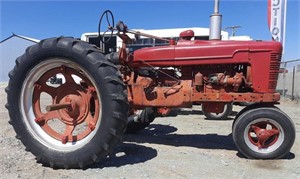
[35,111,59,126]
[256,141,263,148]
[65,73,75,84]
[61,125,75,144]
[85,113,97,131]
[46,110,60,120]
[85,86,96,101]
[250,125,261,134]
[41,85,57,98]
[60,66,76,84]
[257,133,269,148]
[106,13,110,26]
[267,129,279,137]
[34,69,58,92]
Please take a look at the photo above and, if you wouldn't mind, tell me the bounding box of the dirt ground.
[0,84,299,179]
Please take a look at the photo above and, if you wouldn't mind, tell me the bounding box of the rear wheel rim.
[21,59,101,151]
[243,118,284,153]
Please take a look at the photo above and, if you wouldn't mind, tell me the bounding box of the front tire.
[6,37,128,168]
[125,107,156,134]
[202,103,233,120]
[232,107,295,159]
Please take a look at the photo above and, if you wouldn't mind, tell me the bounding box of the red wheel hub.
[248,121,280,149]
[32,66,100,144]
[55,84,89,125]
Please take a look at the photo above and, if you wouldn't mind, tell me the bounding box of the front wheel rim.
[243,118,284,154]
[21,58,102,151]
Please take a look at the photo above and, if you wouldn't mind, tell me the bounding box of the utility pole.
[225,25,242,37]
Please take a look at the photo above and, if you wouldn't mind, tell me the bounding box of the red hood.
[131,40,282,67]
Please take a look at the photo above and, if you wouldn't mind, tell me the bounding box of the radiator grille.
[269,53,282,90]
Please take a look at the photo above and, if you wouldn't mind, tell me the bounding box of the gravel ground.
[0,84,299,179]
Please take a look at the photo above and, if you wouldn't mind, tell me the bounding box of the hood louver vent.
[269,53,282,90]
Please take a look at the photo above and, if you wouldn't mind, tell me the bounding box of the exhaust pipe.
[209,0,222,40]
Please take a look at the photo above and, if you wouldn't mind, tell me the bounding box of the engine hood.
[131,40,282,67]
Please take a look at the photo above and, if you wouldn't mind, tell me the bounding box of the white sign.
[268,0,287,46]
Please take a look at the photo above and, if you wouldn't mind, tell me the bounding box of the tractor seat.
[179,30,195,40]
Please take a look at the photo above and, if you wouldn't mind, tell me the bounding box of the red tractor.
[6,10,295,169]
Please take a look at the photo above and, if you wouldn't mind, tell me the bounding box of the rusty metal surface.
[32,66,99,144]
[127,73,280,108]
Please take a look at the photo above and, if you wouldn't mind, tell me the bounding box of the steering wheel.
[98,10,115,43]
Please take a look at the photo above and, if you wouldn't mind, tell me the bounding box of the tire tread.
[6,37,128,169]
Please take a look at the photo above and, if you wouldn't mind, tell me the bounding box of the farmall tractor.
[6,10,295,169]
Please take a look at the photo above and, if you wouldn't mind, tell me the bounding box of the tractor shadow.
[91,143,158,168]
[94,120,295,168]
[124,124,295,160]
[92,124,236,168]
[124,124,237,151]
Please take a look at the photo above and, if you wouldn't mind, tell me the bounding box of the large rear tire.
[5,37,128,169]
[232,107,295,159]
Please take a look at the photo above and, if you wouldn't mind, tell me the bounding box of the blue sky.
[1,0,299,61]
